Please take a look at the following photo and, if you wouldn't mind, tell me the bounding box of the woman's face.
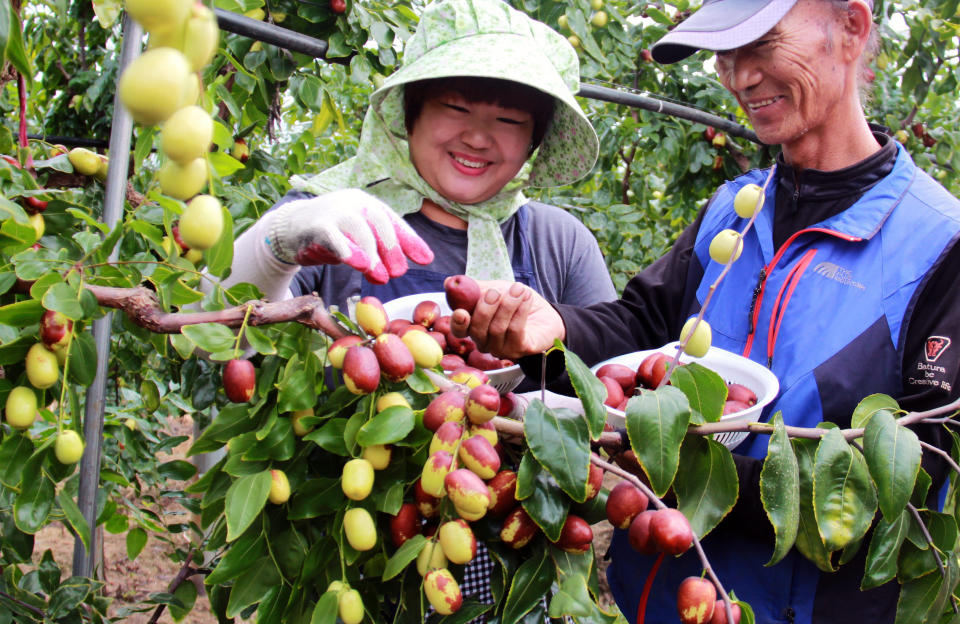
[408,91,535,205]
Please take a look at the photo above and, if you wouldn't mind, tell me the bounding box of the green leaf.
[126,527,148,561]
[674,434,738,540]
[170,580,198,622]
[189,404,259,455]
[851,394,900,429]
[225,471,271,541]
[225,555,281,618]
[863,410,921,522]
[895,569,943,624]
[206,204,235,278]
[287,477,344,520]
[0,432,34,486]
[67,330,98,386]
[309,591,339,624]
[158,460,198,481]
[206,533,266,585]
[792,437,836,572]
[244,417,295,462]
[0,298,43,326]
[863,510,909,590]
[564,347,607,439]
[58,493,91,555]
[3,10,30,81]
[405,368,438,393]
[502,548,556,624]
[670,362,727,423]
[524,401,591,502]
[304,419,349,456]
[813,428,878,552]
[181,323,238,354]
[517,453,570,542]
[208,151,247,178]
[383,534,426,580]
[42,282,85,320]
[625,386,691,497]
[14,449,54,534]
[243,326,276,356]
[356,405,415,446]
[759,413,800,566]
[548,574,593,618]
[47,577,95,619]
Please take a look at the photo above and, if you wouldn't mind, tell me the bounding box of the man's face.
[408,91,534,205]
[715,0,850,153]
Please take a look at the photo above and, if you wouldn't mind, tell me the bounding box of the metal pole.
[213,9,346,62]
[72,14,142,579]
[576,83,760,144]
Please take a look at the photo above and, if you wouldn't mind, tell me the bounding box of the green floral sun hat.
[291,0,598,281]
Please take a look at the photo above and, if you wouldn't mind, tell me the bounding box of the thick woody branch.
[84,284,346,339]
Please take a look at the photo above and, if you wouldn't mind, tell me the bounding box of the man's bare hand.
[449,281,565,360]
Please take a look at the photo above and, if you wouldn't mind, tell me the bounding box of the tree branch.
[84,285,347,339]
[147,549,199,624]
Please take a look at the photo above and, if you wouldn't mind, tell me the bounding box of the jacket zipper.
[766,249,818,367]
[743,227,862,361]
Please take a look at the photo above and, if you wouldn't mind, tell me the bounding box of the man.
[451,0,960,621]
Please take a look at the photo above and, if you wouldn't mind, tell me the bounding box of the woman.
[222,0,615,315]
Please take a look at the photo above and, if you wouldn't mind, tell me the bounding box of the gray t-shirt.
[286,195,617,310]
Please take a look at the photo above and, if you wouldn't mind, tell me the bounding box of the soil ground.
[33,415,620,623]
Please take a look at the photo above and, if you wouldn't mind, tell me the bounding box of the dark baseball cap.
[651,0,873,64]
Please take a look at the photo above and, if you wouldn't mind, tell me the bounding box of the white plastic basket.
[590,342,779,450]
[381,292,525,395]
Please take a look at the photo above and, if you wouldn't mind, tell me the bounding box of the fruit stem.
[658,164,777,389]
[636,552,664,624]
[17,73,33,169]
[56,329,75,433]
[232,304,253,358]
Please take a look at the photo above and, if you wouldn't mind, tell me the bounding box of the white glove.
[267,189,434,284]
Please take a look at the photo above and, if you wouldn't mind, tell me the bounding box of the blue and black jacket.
[558,141,960,623]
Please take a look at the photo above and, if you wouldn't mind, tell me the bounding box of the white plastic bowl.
[381,292,525,395]
[590,342,779,449]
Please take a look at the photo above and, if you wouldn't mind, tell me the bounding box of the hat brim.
[651,0,797,64]
[371,33,599,188]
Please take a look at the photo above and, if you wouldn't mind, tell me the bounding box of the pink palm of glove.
[267,189,434,284]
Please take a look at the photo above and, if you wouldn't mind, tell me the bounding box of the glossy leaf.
[792,437,836,572]
[625,385,691,497]
[309,591,339,624]
[863,409,921,522]
[524,401,591,502]
[851,394,900,429]
[760,413,800,566]
[863,510,910,590]
[502,548,556,624]
[356,405,415,446]
[58,493,91,555]
[518,453,570,541]
[287,478,345,520]
[125,527,148,561]
[670,362,727,423]
[181,323,238,354]
[674,434,738,540]
[383,534,426,580]
[225,470,271,542]
[206,533,266,585]
[564,345,607,439]
[13,449,54,534]
[813,428,878,552]
[225,555,281,618]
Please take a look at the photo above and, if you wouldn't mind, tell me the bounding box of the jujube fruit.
[361,444,392,470]
[444,274,481,313]
[40,310,72,351]
[373,333,415,382]
[486,470,518,517]
[179,195,223,250]
[355,296,388,336]
[413,300,441,327]
[606,481,649,529]
[223,359,255,403]
[5,386,38,429]
[500,506,539,549]
[420,451,454,497]
[445,468,491,518]
[343,507,376,551]
[585,458,604,500]
[726,383,757,406]
[651,508,694,555]
[458,434,500,480]
[429,420,464,456]
[342,345,380,395]
[158,158,207,200]
[338,589,364,624]
[118,47,193,125]
[636,352,670,389]
[723,400,752,415]
[26,343,59,389]
[628,509,658,554]
[447,365,488,389]
[679,318,712,358]
[181,3,219,71]
[424,568,462,615]
[389,502,421,547]
[599,375,625,408]
[401,329,443,369]
[124,0,192,32]
[416,541,447,575]
[438,519,477,564]
[677,576,717,624]
[595,363,636,395]
[710,600,741,624]
[68,148,101,176]
[465,384,499,424]
[376,391,410,411]
[268,469,290,504]
[161,105,213,164]
[733,184,764,219]
[708,229,743,264]
[423,390,466,432]
[556,514,593,553]
[341,458,375,501]
[328,335,363,369]
[54,430,85,464]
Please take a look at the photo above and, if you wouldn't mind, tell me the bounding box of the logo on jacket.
[925,336,952,363]
[812,262,865,290]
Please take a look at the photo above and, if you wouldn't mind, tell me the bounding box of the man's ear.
[842,0,874,61]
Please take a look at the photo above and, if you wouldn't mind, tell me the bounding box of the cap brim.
[371,33,598,187]
[651,0,797,64]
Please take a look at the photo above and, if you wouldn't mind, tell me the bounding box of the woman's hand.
[450,281,566,359]
[267,189,434,284]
